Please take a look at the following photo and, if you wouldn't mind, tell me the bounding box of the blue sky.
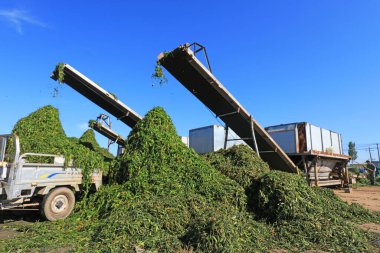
[0,1,379,162]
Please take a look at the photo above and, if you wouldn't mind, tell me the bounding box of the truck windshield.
[0,136,15,163]
[0,136,6,162]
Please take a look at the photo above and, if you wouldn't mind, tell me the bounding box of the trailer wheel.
[40,187,75,221]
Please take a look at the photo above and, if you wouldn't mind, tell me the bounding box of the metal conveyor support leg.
[250,118,260,157]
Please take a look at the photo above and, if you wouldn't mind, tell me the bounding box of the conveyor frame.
[89,121,126,147]
[51,64,142,128]
[159,43,298,173]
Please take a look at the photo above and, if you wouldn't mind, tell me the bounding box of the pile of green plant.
[112,108,245,204]
[204,145,270,210]
[8,105,66,155]
[7,105,111,190]
[204,146,380,251]
[254,171,380,252]
[79,129,114,161]
[1,107,277,252]
[81,107,271,251]
[2,107,380,252]
[204,145,270,188]
[80,193,274,252]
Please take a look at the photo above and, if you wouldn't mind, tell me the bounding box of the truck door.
[0,136,8,180]
[0,135,19,182]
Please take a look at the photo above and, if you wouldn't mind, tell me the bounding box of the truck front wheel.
[40,187,75,221]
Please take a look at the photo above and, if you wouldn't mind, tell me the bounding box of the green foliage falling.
[51,63,65,97]
[152,52,170,85]
[53,63,65,84]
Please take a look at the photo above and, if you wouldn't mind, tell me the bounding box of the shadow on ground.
[1,210,41,224]
[0,210,42,240]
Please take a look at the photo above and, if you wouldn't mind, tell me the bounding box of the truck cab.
[0,134,102,221]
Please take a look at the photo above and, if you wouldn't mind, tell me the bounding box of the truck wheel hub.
[51,195,68,213]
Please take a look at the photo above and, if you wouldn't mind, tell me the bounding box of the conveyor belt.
[159,44,297,173]
[51,64,142,128]
[89,121,126,146]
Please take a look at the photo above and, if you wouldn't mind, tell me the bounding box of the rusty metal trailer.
[159,43,297,173]
[294,151,350,187]
[266,122,350,187]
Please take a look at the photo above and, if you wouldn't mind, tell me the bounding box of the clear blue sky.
[0,1,379,162]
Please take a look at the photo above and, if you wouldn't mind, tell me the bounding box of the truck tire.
[40,187,75,221]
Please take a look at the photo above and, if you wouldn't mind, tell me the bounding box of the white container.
[265,122,343,155]
[181,136,189,147]
[189,125,244,154]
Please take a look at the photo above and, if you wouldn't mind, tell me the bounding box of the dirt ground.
[333,186,380,211]
[0,210,40,240]
[335,186,380,249]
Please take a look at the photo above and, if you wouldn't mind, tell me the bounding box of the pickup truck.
[0,134,102,221]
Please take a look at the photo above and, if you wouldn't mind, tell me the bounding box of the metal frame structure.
[159,43,298,173]
[51,64,143,154]
[89,119,126,147]
[223,121,260,158]
[298,152,350,187]
[188,42,213,73]
[96,114,112,149]
[51,64,142,128]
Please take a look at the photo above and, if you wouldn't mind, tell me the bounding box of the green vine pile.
[2,107,275,252]
[204,145,270,187]
[254,171,380,252]
[1,107,380,252]
[204,145,270,210]
[79,129,114,161]
[205,146,380,251]
[7,105,111,191]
